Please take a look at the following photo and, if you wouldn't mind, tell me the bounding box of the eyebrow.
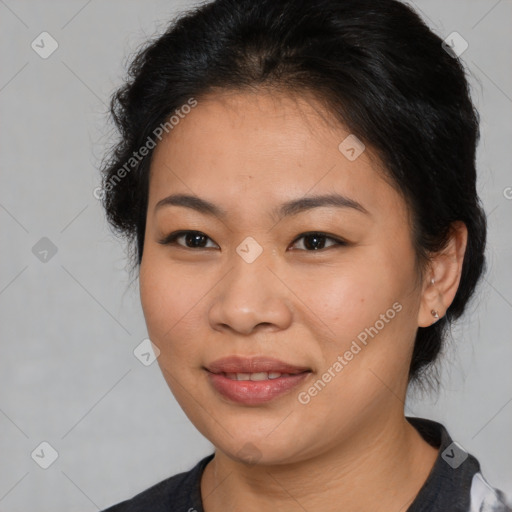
[155,192,369,220]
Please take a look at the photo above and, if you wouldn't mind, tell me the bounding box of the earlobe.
[417,221,468,327]
[417,276,442,328]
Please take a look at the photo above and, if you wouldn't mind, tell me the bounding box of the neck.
[201,413,439,512]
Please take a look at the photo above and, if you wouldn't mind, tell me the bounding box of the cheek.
[139,258,208,416]
[294,278,412,440]
[139,257,200,359]
[292,255,399,342]
[294,250,417,390]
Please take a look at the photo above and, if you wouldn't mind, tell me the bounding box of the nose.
[208,248,293,336]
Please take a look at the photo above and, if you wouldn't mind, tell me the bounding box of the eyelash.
[157,230,348,252]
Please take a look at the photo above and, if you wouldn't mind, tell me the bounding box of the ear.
[417,221,468,327]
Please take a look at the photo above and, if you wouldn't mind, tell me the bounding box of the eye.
[158,230,347,251]
[289,232,347,251]
[158,230,218,249]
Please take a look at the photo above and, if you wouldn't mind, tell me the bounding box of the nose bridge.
[230,239,273,299]
[208,237,292,334]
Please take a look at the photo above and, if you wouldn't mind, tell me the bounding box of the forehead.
[148,90,404,221]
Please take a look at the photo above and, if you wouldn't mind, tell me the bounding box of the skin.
[139,89,468,511]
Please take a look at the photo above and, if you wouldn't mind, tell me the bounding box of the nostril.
[257,322,273,328]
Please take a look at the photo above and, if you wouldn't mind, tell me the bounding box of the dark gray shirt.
[102,417,511,511]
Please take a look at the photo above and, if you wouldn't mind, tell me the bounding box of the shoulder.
[469,471,512,512]
[101,454,214,512]
[406,417,512,512]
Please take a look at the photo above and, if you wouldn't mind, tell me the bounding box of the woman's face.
[139,90,428,465]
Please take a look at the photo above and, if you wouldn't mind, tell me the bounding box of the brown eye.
[290,232,347,251]
[158,230,218,249]
[158,230,347,251]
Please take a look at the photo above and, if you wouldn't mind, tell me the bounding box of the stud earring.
[430,277,435,285]
[431,309,439,319]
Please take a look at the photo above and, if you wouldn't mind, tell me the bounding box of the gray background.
[0,1,511,510]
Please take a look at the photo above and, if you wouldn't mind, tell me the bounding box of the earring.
[430,277,435,285]
[431,309,439,319]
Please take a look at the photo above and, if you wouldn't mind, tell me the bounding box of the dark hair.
[100,0,487,385]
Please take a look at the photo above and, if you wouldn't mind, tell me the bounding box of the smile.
[206,370,311,405]
[223,371,293,381]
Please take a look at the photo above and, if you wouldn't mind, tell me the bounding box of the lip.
[205,356,310,375]
[205,356,311,405]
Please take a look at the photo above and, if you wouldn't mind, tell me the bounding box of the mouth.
[219,371,305,381]
[204,356,312,405]
[205,355,311,375]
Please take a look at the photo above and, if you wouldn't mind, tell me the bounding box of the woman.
[99,0,511,510]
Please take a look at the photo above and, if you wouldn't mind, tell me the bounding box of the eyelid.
[289,231,348,250]
[157,230,219,248]
[158,230,349,250]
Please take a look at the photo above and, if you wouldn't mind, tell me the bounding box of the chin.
[212,433,309,468]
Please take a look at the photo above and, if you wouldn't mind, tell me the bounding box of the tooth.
[268,372,282,379]
[225,373,237,380]
[236,373,251,381]
[250,372,269,381]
